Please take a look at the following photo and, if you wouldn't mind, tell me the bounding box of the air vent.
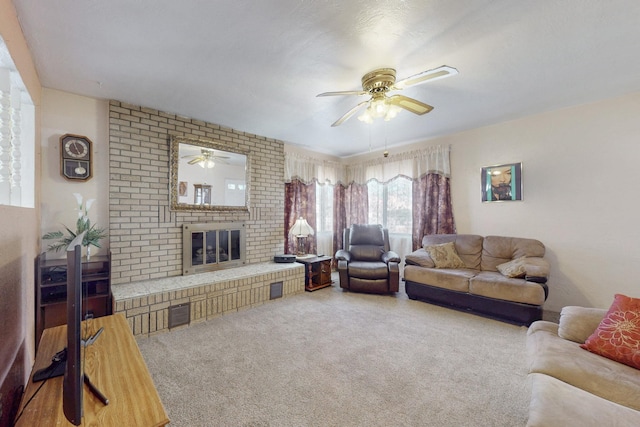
[168,303,190,329]
[270,282,283,300]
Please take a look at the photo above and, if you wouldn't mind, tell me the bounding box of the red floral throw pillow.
[580,294,640,370]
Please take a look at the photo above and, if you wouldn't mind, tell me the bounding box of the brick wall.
[108,101,285,285]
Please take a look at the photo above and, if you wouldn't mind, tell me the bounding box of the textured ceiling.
[12,0,640,157]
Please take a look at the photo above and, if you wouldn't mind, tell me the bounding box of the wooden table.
[296,255,333,291]
[14,314,169,426]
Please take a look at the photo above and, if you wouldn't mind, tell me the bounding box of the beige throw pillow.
[424,242,465,269]
[496,256,527,278]
[404,248,436,268]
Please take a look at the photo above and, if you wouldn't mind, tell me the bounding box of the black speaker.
[274,254,296,263]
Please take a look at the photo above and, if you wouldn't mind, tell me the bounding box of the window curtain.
[285,153,346,255]
[332,182,369,252]
[332,184,346,254]
[409,146,456,249]
[345,146,450,185]
[284,153,346,185]
[284,179,317,255]
[344,183,368,228]
[412,173,456,250]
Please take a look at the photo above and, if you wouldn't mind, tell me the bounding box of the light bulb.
[199,159,215,168]
[384,105,401,121]
[370,98,389,117]
[358,110,374,123]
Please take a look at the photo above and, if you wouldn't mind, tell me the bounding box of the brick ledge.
[113,262,305,336]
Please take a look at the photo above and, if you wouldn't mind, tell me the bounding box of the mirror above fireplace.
[170,136,250,211]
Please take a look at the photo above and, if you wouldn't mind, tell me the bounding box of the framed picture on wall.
[481,162,522,202]
[179,181,188,197]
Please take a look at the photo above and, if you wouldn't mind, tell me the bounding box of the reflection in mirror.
[170,136,250,211]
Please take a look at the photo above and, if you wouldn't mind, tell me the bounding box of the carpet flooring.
[136,281,531,426]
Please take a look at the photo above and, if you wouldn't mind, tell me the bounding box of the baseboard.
[542,310,560,323]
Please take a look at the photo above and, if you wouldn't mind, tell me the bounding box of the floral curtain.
[345,183,368,228]
[284,179,317,254]
[332,182,369,252]
[412,173,456,250]
[333,184,346,254]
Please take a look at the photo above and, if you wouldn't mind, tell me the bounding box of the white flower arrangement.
[43,193,107,253]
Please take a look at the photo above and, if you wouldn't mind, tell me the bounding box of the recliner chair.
[335,224,400,294]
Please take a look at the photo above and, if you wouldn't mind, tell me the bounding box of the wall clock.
[60,134,92,181]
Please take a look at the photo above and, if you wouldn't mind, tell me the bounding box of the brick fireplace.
[108,101,286,285]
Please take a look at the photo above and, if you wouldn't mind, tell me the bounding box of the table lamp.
[289,217,314,257]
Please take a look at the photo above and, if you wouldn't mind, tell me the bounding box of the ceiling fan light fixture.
[357,96,402,124]
[371,98,388,117]
[384,104,402,121]
[199,159,216,168]
[319,65,457,127]
[357,111,374,124]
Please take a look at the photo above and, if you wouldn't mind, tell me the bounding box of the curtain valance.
[284,152,346,185]
[284,145,450,186]
[347,145,450,184]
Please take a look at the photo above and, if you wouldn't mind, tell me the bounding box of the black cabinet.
[35,252,111,349]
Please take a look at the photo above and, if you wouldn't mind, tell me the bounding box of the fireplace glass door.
[183,222,246,275]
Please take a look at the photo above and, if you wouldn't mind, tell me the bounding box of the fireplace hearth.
[182,222,246,275]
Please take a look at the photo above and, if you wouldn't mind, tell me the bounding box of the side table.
[296,255,333,291]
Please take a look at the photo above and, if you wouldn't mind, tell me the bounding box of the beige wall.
[449,92,640,311]
[40,88,110,258]
[0,0,41,422]
[335,91,640,312]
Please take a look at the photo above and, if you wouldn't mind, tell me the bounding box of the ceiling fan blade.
[317,90,368,97]
[331,100,369,127]
[188,158,202,165]
[392,65,458,90]
[387,95,434,115]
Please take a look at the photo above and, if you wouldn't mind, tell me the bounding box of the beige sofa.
[526,306,640,426]
[404,234,550,325]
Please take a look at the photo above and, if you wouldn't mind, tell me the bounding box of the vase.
[86,245,91,260]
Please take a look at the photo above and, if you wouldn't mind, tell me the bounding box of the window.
[315,183,334,233]
[315,183,334,256]
[367,177,412,234]
[0,36,35,208]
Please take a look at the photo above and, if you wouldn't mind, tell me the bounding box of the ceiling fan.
[317,65,458,127]
[182,148,230,168]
